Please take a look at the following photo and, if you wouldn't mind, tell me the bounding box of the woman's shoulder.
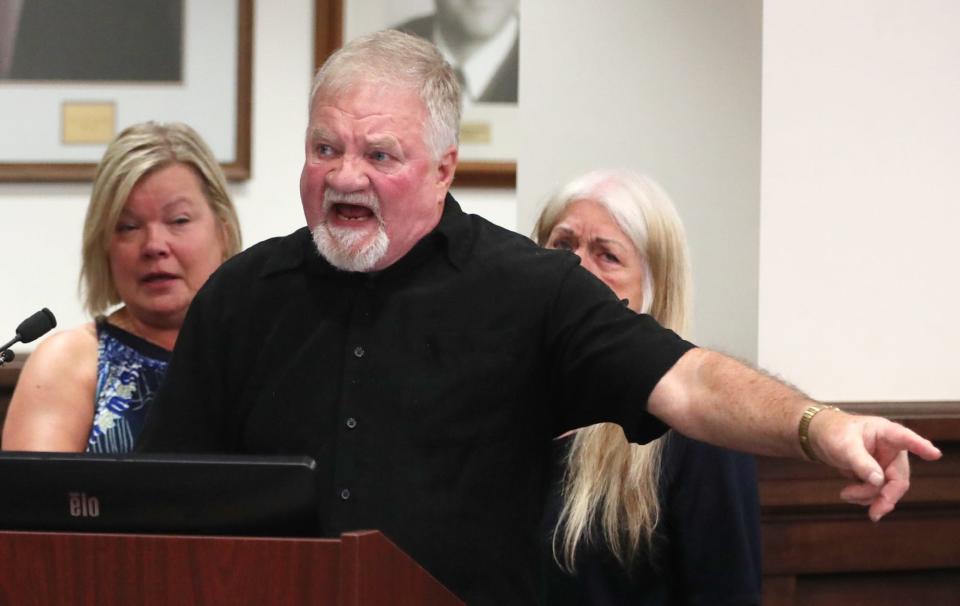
[3,323,100,451]
[20,323,99,382]
[33,323,97,354]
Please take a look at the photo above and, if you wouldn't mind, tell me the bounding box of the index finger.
[882,423,942,462]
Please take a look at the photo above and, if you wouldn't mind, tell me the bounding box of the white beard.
[311,190,390,272]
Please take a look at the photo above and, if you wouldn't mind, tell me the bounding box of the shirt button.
[340,488,351,501]
[345,417,358,429]
[353,346,365,358]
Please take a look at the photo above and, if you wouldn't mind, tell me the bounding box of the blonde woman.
[3,122,241,453]
[536,170,761,604]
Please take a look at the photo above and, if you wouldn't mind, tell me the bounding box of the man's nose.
[326,155,370,191]
[141,224,171,258]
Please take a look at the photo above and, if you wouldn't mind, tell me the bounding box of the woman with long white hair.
[536,169,761,604]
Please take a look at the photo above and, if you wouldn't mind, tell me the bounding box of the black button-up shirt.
[140,195,693,605]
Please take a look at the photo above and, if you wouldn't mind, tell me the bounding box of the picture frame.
[314,0,516,188]
[0,0,253,182]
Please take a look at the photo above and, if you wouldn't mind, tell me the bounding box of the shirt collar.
[432,192,473,271]
[260,193,472,278]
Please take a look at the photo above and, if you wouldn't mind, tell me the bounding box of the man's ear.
[436,146,458,191]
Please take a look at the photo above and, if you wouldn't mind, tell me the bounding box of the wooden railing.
[759,401,960,605]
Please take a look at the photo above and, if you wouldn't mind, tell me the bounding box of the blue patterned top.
[86,319,170,453]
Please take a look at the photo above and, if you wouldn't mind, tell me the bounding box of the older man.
[141,30,940,606]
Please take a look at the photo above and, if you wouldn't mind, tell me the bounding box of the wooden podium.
[0,529,464,605]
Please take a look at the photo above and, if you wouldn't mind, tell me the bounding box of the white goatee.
[311,189,390,272]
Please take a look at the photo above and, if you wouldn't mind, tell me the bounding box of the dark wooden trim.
[453,161,516,188]
[835,401,960,418]
[0,357,25,448]
[759,400,960,605]
[0,358,25,390]
[227,0,254,180]
[313,0,343,73]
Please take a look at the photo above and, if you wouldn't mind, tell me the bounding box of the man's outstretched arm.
[648,348,942,521]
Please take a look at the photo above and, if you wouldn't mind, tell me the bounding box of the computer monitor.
[0,452,318,536]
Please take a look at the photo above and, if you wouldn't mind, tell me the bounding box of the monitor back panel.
[0,452,319,536]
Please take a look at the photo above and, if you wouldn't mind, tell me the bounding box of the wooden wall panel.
[759,402,960,605]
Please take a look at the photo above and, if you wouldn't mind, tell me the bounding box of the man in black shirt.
[141,30,941,605]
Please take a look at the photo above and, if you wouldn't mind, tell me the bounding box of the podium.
[0,529,465,605]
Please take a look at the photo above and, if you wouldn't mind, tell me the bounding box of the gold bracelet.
[798,404,840,462]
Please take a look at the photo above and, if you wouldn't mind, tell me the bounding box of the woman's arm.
[2,325,98,452]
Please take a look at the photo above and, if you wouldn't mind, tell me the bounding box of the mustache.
[323,189,381,215]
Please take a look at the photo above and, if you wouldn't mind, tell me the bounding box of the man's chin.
[311,224,390,273]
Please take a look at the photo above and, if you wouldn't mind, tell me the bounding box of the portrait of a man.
[394,0,518,104]
[0,0,183,82]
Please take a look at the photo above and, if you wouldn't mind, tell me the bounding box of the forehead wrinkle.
[160,196,202,211]
[310,125,339,141]
[310,115,407,149]
[315,95,416,125]
[365,133,401,150]
[121,195,199,216]
[591,236,629,251]
[554,220,630,252]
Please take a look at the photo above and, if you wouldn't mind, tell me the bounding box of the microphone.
[0,308,57,352]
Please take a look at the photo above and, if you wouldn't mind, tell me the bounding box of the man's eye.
[316,143,335,156]
[370,150,391,162]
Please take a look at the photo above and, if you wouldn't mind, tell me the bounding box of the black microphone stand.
[0,308,58,367]
[0,335,20,368]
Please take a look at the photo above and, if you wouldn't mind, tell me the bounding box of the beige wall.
[517,0,763,361]
[759,0,960,400]
[4,1,957,405]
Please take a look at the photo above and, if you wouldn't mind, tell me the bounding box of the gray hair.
[537,170,693,572]
[534,169,691,334]
[310,29,461,159]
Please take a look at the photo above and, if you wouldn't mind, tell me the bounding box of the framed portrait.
[314,0,517,187]
[0,0,253,182]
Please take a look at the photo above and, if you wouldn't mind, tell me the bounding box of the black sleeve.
[544,261,694,441]
[137,271,237,453]
[661,433,763,605]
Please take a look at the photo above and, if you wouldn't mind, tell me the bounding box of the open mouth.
[141,272,178,284]
[334,203,375,222]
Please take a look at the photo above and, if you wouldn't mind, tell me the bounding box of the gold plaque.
[460,121,492,145]
[62,102,116,144]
